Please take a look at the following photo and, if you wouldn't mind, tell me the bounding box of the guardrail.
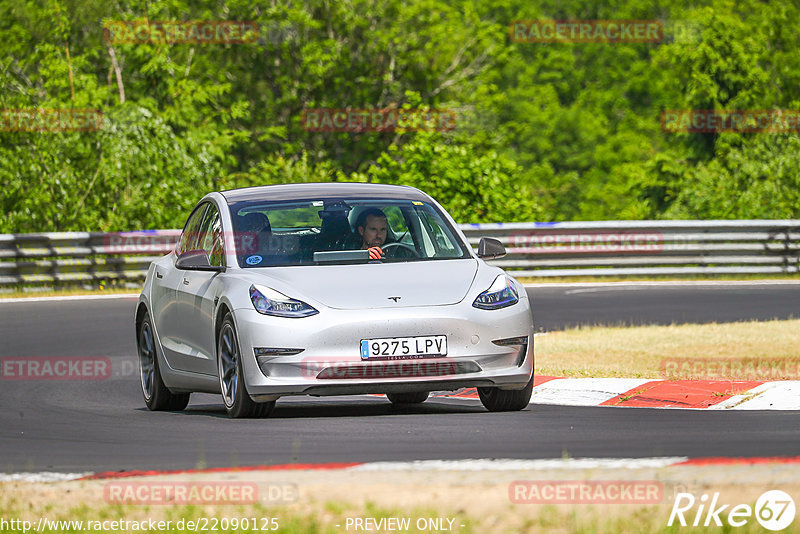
[463,220,800,277]
[1,220,799,285]
[0,230,180,286]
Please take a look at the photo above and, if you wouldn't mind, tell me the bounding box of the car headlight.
[472,275,519,310]
[249,284,319,318]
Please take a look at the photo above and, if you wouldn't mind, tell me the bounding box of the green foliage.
[666,134,800,218]
[355,131,541,223]
[1,0,799,232]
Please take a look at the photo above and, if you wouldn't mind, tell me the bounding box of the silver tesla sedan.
[135,183,534,418]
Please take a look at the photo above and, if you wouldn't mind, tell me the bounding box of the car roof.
[220,183,430,204]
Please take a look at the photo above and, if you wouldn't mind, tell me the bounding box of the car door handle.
[183,278,189,285]
[156,271,163,279]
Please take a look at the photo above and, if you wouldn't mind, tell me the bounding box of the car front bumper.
[233,301,534,400]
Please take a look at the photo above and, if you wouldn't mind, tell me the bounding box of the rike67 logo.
[669,490,795,530]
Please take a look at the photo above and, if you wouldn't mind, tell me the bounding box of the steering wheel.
[381,242,421,259]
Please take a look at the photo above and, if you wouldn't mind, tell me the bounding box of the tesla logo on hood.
[388,296,401,302]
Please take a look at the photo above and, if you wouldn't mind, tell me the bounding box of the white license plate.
[360,335,447,360]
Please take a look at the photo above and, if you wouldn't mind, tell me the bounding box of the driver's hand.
[367,246,384,260]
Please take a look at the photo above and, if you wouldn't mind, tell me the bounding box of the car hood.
[249,259,479,309]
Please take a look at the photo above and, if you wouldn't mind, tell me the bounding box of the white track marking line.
[564,287,656,295]
[0,472,91,482]
[0,458,693,481]
[530,378,651,406]
[524,280,800,289]
[712,381,800,410]
[349,458,689,471]
[0,294,139,304]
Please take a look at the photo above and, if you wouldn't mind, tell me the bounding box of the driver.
[356,208,390,259]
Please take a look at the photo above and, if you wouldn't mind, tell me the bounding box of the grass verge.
[3,464,800,533]
[535,319,800,378]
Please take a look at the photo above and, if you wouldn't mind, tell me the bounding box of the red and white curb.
[432,377,800,410]
[5,456,800,482]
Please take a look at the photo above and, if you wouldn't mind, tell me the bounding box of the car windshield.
[227,197,471,268]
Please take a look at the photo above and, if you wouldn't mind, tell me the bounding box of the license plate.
[360,335,447,360]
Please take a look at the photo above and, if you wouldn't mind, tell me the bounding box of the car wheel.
[218,313,275,418]
[138,311,190,411]
[477,376,533,412]
[386,391,429,405]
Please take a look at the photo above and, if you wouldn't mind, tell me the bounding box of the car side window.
[383,206,409,241]
[197,204,225,267]
[419,209,461,257]
[177,203,209,255]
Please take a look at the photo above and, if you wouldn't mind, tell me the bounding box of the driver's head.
[357,208,388,248]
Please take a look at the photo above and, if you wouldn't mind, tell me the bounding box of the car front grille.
[315,360,481,380]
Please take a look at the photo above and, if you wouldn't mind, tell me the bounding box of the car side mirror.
[476,237,506,259]
[175,250,225,272]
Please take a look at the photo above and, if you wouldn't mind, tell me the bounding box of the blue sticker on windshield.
[245,255,263,265]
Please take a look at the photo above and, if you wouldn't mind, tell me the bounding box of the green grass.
[535,319,800,378]
[3,497,799,533]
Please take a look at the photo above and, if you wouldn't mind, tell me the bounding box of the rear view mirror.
[476,237,506,259]
[175,250,225,272]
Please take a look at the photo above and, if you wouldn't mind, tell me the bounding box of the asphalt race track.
[530,282,800,331]
[1,283,799,474]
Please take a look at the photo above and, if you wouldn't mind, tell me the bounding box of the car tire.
[477,376,533,412]
[386,391,429,405]
[218,313,275,419]
[138,311,190,411]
